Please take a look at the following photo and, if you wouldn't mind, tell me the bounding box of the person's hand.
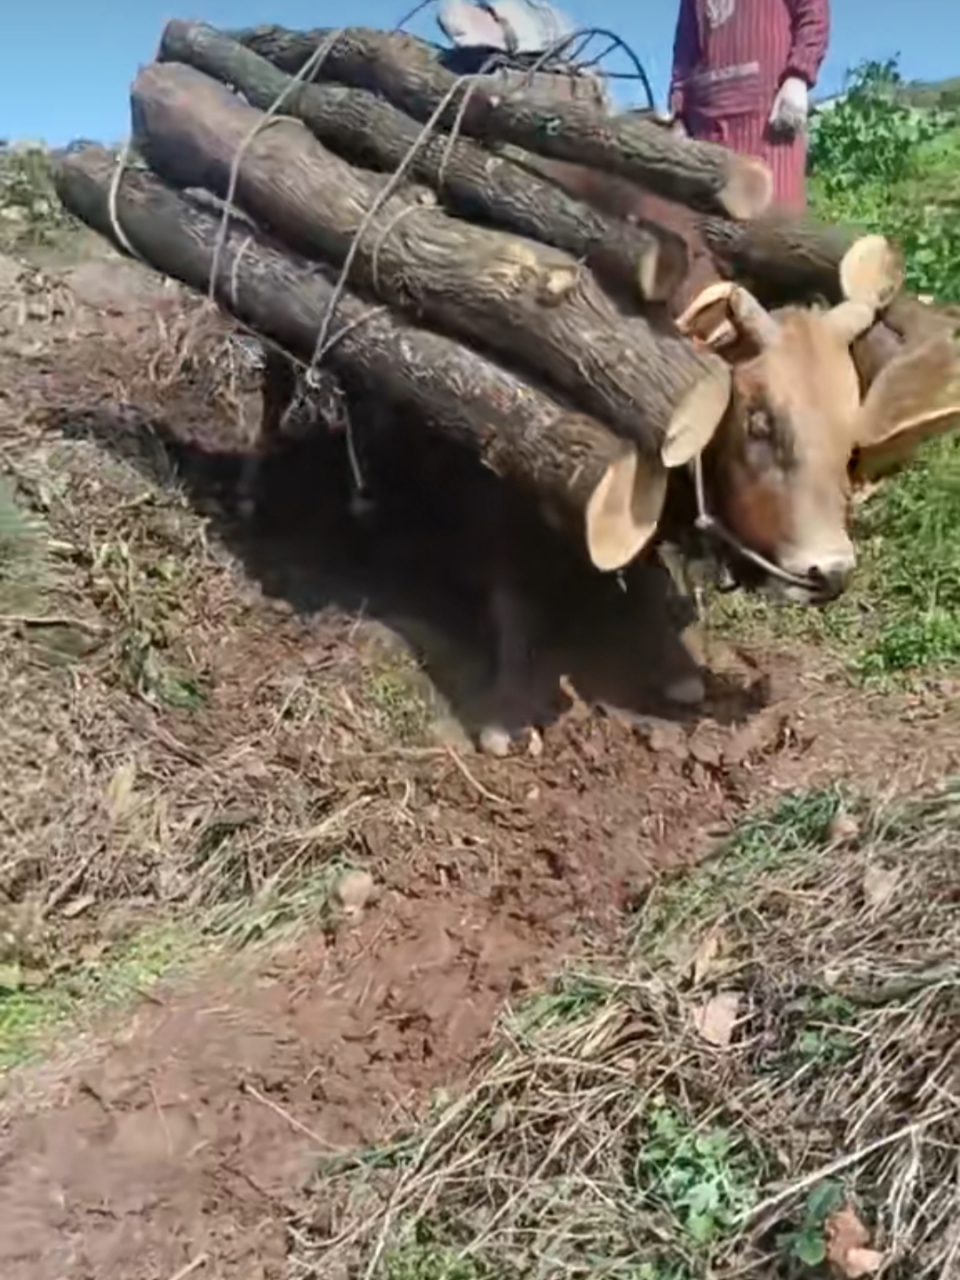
[671,115,689,139]
[769,76,809,136]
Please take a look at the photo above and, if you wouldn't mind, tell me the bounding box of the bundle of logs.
[53,19,960,574]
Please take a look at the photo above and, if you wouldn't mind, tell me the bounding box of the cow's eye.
[747,409,773,439]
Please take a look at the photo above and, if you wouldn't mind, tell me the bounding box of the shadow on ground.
[54,398,769,741]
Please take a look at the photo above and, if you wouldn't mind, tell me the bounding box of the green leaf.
[794,1230,827,1267]
[686,1211,717,1245]
[806,1179,844,1221]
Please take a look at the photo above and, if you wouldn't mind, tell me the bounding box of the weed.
[366,662,432,743]
[0,474,54,614]
[295,783,959,1278]
[0,921,197,1068]
[633,784,846,948]
[0,142,82,251]
[89,533,209,708]
[0,858,358,1068]
[384,1229,490,1280]
[631,1100,758,1251]
[776,1180,846,1271]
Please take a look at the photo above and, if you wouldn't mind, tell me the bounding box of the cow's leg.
[237,346,298,520]
[648,548,707,706]
[478,577,543,757]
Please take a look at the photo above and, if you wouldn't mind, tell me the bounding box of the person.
[668,0,830,210]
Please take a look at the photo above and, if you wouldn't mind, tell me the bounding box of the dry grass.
[293,784,959,1280]
[0,259,441,1062]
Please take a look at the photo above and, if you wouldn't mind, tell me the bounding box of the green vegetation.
[0,142,79,250]
[0,858,356,1068]
[296,782,959,1278]
[714,59,960,682]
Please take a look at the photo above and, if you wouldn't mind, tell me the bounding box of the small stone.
[335,869,377,920]
[829,813,861,846]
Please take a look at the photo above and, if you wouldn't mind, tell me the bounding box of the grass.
[0,140,101,260]
[0,918,203,1070]
[0,287,410,1072]
[290,782,959,1280]
[0,854,361,1070]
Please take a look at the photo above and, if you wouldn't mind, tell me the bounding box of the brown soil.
[1,253,959,1279]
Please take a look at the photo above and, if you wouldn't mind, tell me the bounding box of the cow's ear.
[852,336,960,479]
[676,282,777,359]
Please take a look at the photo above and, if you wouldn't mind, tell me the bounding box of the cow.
[235,58,960,756]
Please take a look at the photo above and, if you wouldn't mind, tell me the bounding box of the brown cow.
[239,128,960,755]
[246,277,960,755]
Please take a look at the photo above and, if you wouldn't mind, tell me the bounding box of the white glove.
[769,76,809,136]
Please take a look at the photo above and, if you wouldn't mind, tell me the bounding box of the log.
[158,20,688,304]
[700,214,903,307]
[226,24,773,219]
[53,147,667,571]
[130,62,731,467]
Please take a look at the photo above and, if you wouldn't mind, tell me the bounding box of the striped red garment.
[668,0,829,209]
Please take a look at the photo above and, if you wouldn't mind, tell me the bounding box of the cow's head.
[667,279,960,605]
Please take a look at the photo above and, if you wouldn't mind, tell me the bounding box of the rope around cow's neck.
[691,454,817,592]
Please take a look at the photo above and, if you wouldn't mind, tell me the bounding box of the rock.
[687,724,722,768]
[642,720,688,759]
[335,869,378,920]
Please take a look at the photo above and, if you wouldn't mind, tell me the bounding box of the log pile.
[51,18,946,571]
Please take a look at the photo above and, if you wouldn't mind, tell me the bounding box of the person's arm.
[783,0,830,88]
[668,0,701,120]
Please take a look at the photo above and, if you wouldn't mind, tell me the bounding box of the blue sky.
[2,1,955,146]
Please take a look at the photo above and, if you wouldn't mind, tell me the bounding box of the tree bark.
[53,147,667,571]
[700,212,860,303]
[130,62,731,465]
[158,20,688,304]
[225,24,773,219]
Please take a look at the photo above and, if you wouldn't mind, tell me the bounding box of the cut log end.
[660,362,733,469]
[840,234,904,308]
[584,448,666,572]
[636,242,661,302]
[635,237,687,304]
[719,156,774,220]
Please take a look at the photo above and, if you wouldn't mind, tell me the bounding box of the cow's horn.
[728,285,780,350]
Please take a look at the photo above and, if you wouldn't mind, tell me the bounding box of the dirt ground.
[1,252,959,1279]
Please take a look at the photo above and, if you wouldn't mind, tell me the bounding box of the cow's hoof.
[664,673,706,706]
[479,724,513,757]
[349,491,379,522]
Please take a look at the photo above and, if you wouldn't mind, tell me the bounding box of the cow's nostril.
[809,562,852,599]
